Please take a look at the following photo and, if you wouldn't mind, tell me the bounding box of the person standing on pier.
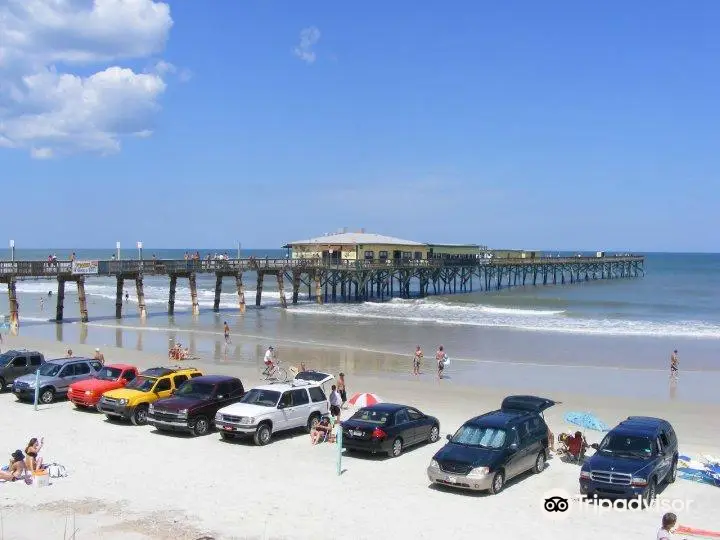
[413,345,423,376]
[670,350,679,379]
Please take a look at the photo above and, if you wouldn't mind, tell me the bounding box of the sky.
[1,0,718,252]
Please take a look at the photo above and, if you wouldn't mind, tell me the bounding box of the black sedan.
[341,403,440,458]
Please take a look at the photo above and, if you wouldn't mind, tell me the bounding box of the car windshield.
[451,425,507,449]
[351,408,390,425]
[125,376,157,392]
[240,389,280,407]
[96,367,123,381]
[38,363,61,377]
[597,434,653,458]
[175,381,215,399]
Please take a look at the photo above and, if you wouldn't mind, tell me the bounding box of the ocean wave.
[286,300,720,339]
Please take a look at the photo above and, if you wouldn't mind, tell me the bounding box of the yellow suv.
[98,366,203,425]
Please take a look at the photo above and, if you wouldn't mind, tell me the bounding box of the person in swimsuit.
[670,350,679,378]
[337,373,347,409]
[223,322,231,344]
[413,345,423,376]
[436,345,447,380]
[25,437,43,471]
[1,450,27,482]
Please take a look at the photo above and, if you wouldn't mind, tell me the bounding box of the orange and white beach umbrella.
[347,392,383,408]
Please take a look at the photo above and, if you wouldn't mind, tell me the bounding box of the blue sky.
[1,1,718,251]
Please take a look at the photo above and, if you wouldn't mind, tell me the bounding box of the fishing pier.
[0,253,644,327]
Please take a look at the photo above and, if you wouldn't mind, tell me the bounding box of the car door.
[290,389,310,429]
[28,355,43,377]
[74,362,93,384]
[517,419,540,473]
[275,391,293,431]
[656,433,672,480]
[406,407,429,444]
[393,408,414,445]
[153,377,173,399]
[8,356,28,382]
[504,426,527,479]
[172,374,188,392]
[56,363,77,392]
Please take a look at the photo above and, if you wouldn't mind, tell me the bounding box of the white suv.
[215,378,331,446]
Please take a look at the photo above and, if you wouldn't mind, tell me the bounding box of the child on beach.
[657,512,681,539]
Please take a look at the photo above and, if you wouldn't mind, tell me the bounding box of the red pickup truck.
[68,364,139,408]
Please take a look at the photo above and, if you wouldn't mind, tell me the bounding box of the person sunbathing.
[25,437,44,471]
[1,450,27,481]
[310,417,333,445]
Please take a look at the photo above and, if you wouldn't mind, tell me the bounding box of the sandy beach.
[2,334,720,540]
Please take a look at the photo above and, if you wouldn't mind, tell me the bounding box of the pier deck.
[0,256,644,327]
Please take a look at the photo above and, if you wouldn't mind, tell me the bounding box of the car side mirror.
[446,434,452,441]
[277,403,286,410]
[216,394,225,400]
[509,443,519,452]
[591,443,599,450]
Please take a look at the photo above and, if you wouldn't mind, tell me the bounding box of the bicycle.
[263,359,288,382]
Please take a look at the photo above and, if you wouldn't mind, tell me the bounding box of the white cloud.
[0,0,176,157]
[293,26,320,64]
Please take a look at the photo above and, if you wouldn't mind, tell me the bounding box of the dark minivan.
[0,350,45,392]
[427,395,555,494]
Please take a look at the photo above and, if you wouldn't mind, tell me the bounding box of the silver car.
[13,357,102,404]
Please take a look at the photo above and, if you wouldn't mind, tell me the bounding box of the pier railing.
[0,256,644,278]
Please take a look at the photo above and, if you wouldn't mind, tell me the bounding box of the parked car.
[215,380,330,445]
[0,349,45,392]
[580,416,679,505]
[12,357,102,404]
[342,403,440,458]
[427,395,555,494]
[148,375,245,436]
[98,366,203,425]
[68,364,139,408]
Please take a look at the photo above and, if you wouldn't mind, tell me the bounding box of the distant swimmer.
[39,297,44,311]
[125,291,129,303]
[670,349,679,378]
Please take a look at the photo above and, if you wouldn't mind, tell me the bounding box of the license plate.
[351,430,363,437]
[223,426,234,431]
[445,475,457,483]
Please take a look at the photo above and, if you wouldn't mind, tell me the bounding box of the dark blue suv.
[580,416,678,505]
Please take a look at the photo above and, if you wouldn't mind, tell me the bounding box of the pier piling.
[213,274,223,312]
[115,277,124,319]
[56,278,65,322]
[135,277,147,318]
[77,277,89,323]
[5,278,19,329]
[292,271,301,305]
[276,272,287,308]
[235,274,246,313]
[256,272,264,307]
[314,273,322,305]
[168,275,177,316]
[189,273,200,315]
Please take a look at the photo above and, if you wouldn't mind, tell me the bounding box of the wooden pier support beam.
[56,278,65,322]
[77,277,89,322]
[314,272,323,305]
[6,278,19,330]
[213,274,223,312]
[135,277,147,318]
[276,272,287,308]
[115,276,124,319]
[168,275,177,315]
[292,272,301,304]
[256,272,264,307]
[236,273,246,313]
[189,273,200,315]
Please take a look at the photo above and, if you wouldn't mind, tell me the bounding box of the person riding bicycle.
[262,346,276,375]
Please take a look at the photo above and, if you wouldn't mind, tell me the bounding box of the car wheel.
[105,414,116,422]
[533,451,546,474]
[307,413,321,433]
[642,478,657,508]
[254,423,272,446]
[39,388,55,404]
[192,416,210,436]
[131,405,148,426]
[428,425,440,443]
[388,437,403,458]
[220,431,235,441]
[490,470,505,494]
[0,378,6,392]
[668,458,678,484]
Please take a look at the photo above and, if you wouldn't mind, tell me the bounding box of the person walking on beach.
[223,321,231,344]
[338,373,348,409]
[94,348,105,365]
[413,345,423,376]
[40,297,45,311]
[436,345,447,380]
[670,350,679,379]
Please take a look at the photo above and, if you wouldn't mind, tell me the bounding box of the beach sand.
[1,335,719,539]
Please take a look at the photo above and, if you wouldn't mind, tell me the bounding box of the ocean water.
[1,250,718,399]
